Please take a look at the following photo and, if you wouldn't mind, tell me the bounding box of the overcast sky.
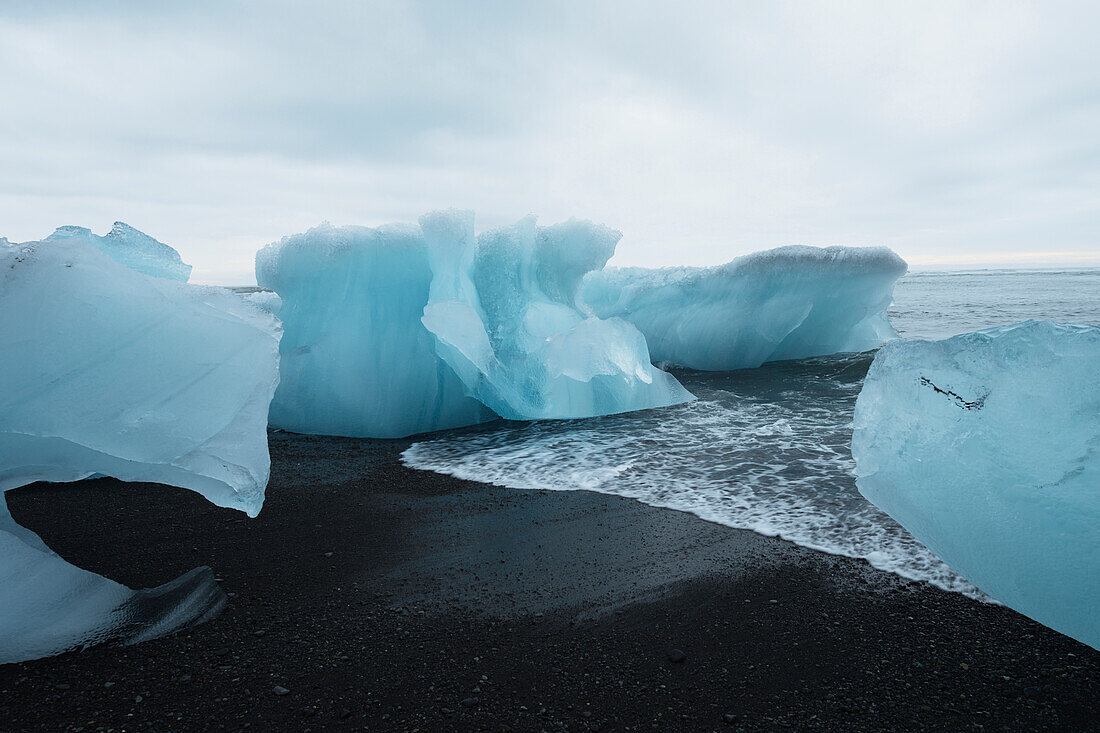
[2,1,1098,283]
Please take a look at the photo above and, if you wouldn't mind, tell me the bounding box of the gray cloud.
[1,0,1097,283]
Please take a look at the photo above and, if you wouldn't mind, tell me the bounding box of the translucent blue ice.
[0,234,280,663]
[257,211,692,437]
[44,221,192,281]
[582,246,907,370]
[852,321,1100,649]
[420,211,694,421]
[256,221,495,438]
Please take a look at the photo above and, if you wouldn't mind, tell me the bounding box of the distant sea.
[403,269,1100,596]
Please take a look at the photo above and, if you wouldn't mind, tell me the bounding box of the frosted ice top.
[852,321,1100,649]
[257,210,692,438]
[44,221,192,282]
[582,246,907,370]
[0,234,280,662]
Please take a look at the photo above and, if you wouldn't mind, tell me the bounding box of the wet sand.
[1,431,1097,731]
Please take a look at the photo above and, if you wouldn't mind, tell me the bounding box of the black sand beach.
[1,431,1097,732]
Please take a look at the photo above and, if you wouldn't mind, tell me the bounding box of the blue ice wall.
[256,221,494,438]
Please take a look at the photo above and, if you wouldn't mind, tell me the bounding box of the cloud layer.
[2,1,1098,283]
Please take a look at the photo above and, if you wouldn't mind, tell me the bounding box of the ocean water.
[402,269,1100,596]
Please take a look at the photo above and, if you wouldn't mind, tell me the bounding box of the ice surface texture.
[0,235,280,662]
[0,237,280,513]
[257,211,692,437]
[420,211,693,420]
[852,321,1100,649]
[44,221,192,282]
[582,246,907,370]
[256,221,494,438]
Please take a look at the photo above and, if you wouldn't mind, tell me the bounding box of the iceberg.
[581,246,907,370]
[1,233,280,662]
[852,321,1100,649]
[257,211,692,438]
[420,212,693,420]
[44,221,192,281]
[256,221,495,438]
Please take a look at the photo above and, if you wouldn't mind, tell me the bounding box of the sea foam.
[403,354,983,598]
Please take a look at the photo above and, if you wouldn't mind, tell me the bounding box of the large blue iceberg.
[43,221,192,282]
[0,232,280,663]
[256,220,495,438]
[852,321,1100,649]
[582,246,907,370]
[257,210,692,438]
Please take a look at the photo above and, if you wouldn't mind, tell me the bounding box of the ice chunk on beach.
[256,221,494,438]
[0,500,225,664]
[582,246,907,370]
[257,211,692,437]
[44,221,192,281]
[420,212,694,420]
[0,234,280,662]
[1,238,280,513]
[852,321,1100,649]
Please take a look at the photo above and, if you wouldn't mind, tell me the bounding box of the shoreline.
[399,442,984,605]
[2,432,1097,731]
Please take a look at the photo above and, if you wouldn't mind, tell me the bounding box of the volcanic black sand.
[2,431,1097,732]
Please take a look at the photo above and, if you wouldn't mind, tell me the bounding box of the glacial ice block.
[1,500,225,664]
[44,221,192,281]
[420,212,694,420]
[0,239,280,513]
[581,246,907,370]
[256,222,495,438]
[256,212,692,437]
[239,289,282,315]
[0,235,280,662]
[852,321,1100,649]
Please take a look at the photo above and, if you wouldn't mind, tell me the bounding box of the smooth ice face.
[420,212,694,420]
[44,222,192,282]
[582,246,907,370]
[1,239,280,514]
[852,321,1100,649]
[256,222,494,438]
[0,236,280,662]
